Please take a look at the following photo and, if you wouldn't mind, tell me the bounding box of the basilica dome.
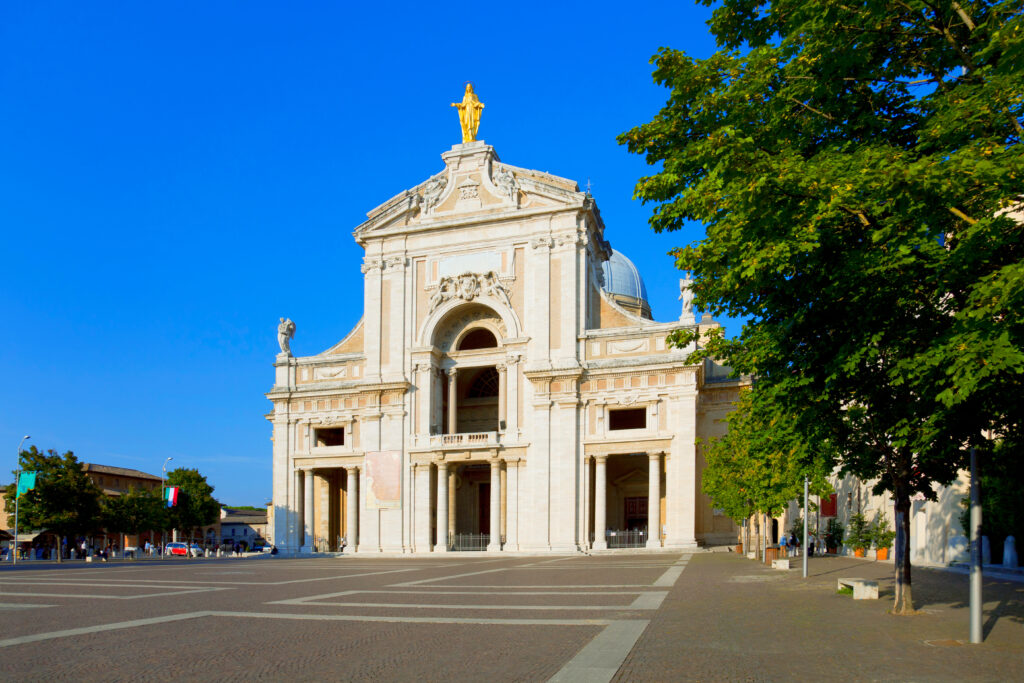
[601,249,652,319]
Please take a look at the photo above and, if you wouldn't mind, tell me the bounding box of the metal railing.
[606,529,647,549]
[448,533,496,551]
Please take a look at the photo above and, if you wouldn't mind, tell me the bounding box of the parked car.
[166,542,189,556]
[188,544,204,557]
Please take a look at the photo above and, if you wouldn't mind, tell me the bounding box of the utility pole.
[12,435,30,565]
[970,447,982,643]
[803,476,809,578]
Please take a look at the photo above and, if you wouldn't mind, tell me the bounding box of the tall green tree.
[102,486,166,551]
[4,446,102,563]
[165,468,220,545]
[621,0,1022,613]
[701,387,833,551]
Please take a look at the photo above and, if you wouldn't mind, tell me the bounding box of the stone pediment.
[353,142,589,240]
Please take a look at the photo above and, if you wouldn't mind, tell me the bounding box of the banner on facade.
[364,451,401,509]
[165,486,180,507]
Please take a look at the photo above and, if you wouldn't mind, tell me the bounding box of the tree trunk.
[56,535,63,563]
[893,492,914,614]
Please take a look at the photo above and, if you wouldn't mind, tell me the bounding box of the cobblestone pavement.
[0,551,1021,682]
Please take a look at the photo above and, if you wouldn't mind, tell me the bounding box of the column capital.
[447,367,458,378]
[495,363,507,373]
[648,452,662,462]
[594,454,608,464]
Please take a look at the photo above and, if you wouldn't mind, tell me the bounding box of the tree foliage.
[621,0,1022,614]
[102,485,166,538]
[701,388,833,523]
[165,468,220,542]
[4,446,102,562]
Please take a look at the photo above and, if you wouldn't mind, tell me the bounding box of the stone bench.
[837,577,878,600]
[771,559,791,570]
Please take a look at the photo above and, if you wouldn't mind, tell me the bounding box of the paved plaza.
[0,551,1022,681]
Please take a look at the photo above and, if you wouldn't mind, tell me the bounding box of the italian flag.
[165,486,179,507]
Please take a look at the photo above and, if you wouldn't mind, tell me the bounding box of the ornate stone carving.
[679,272,697,323]
[530,237,553,250]
[493,166,520,207]
[314,366,347,380]
[427,271,511,313]
[361,258,383,274]
[457,178,480,200]
[422,174,447,214]
[277,318,295,355]
[384,256,405,271]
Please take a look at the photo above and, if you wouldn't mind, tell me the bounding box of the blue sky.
[1,2,735,505]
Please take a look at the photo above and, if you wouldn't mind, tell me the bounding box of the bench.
[771,559,791,570]
[837,577,878,600]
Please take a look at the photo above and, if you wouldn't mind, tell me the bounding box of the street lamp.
[12,435,30,565]
[161,457,173,556]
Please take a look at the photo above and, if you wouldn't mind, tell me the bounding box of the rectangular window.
[315,427,345,447]
[608,408,646,431]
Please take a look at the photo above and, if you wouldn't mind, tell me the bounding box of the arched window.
[467,367,499,398]
[458,328,497,350]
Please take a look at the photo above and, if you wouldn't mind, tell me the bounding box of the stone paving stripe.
[212,610,613,627]
[0,611,210,648]
[0,603,54,610]
[0,587,231,600]
[283,601,655,611]
[0,567,421,586]
[391,566,511,586]
[629,592,668,609]
[547,619,649,683]
[652,555,691,587]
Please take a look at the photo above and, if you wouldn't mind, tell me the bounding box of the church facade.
[267,132,744,554]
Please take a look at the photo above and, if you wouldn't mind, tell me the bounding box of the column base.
[664,537,700,550]
[486,543,502,552]
[433,544,448,553]
[592,540,608,550]
[646,539,663,549]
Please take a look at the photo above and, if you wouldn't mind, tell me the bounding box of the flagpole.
[161,457,173,555]
[12,436,30,566]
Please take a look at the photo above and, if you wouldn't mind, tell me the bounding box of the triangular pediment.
[353,141,588,240]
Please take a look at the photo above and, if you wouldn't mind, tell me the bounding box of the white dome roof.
[601,249,649,303]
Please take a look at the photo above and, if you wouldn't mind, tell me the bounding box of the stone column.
[303,469,314,552]
[413,464,431,552]
[488,459,502,551]
[505,355,520,439]
[593,455,608,550]
[505,459,519,550]
[415,362,432,442]
[447,368,458,434]
[647,453,662,548]
[496,363,507,432]
[435,461,448,552]
[346,466,359,551]
[357,466,369,552]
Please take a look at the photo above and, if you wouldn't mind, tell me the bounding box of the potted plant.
[845,513,871,557]
[824,518,844,554]
[872,513,896,561]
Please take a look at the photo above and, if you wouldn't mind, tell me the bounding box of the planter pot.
[876,547,889,561]
[735,544,743,554]
[827,546,837,555]
[853,548,866,558]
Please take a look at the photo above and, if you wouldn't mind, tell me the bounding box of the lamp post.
[161,457,173,556]
[12,435,30,565]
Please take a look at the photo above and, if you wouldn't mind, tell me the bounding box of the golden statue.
[451,83,484,143]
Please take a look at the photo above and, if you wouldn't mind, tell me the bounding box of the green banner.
[16,471,37,498]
